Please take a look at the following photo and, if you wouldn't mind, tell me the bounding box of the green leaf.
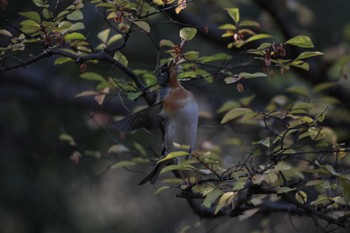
[108,144,130,153]
[214,192,235,215]
[340,178,350,204]
[295,191,308,203]
[80,72,106,82]
[240,95,255,106]
[216,101,240,113]
[285,35,314,48]
[218,23,236,30]
[289,60,310,71]
[154,186,170,195]
[295,51,323,60]
[286,85,309,97]
[160,164,193,174]
[199,53,231,63]
[203,189,223,208]
[69,22,85,31]
[127,92,142,101]
[19,11,41,23]
[157,151,189,163]
[221,108,253,124]
[313,82,337,94]
[0,29,12,37]
[114,51,128,67]
[245,34,272,43]
[59,133,76,146]
[33,0,45,7]
[184,51,199,61]
[225,8,239,23]
[67,10,83,21]
[107,34,123,46]
[54,57,73,65]
[238,72,267,79]
[97,28,110,44]
[160,39,175,47]
[239,20,260,28]
[64,32,86,42]
[134,21,151,33]
[277,187,295,194]
[42,8,52,19]
[180,27,197,41]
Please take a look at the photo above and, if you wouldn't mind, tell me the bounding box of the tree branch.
[0,48,156,105]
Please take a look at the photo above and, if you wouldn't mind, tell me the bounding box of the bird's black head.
[155,61,174,87]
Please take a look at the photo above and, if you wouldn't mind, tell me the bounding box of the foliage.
[0,0,349,232]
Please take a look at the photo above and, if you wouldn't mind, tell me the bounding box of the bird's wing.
[109,103,164,132]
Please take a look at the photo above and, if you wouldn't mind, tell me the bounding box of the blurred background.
[1,0,350,232]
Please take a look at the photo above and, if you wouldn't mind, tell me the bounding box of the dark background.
[1,0,350,232]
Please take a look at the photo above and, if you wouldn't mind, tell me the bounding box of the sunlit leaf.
[107,34,123,46]
[214,192,235,215]
[94,87,109,105]
[108,144,130,153]
[225,8,239,23]
[54,57,74,65]
[203,189,223,208]
[238,208,259,221]
[184,51,199,61]
[160,39,175,47]
[69,22,85,31]
[80,72,106,82]
[134,21,151,33]
[175,0,187,14]
[157,151,189,163]
[289,60,310,71]
[67,10,83,21]
[295,191,307,203]
[59,133,76,146]
[64,32,86,42]
[245,34,272,43]
[218,23,236,30]
[285,35,314,48]
[97,28,110,44]
[180,27,197,41]
[0,29,12,37]
[295,51,323,60]
[114,51,128,67]
[238,72,267,79]
[221,108,252,124]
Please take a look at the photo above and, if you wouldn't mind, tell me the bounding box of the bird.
[110,61,198,185]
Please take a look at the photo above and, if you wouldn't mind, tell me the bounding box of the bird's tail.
[138,163,163,185]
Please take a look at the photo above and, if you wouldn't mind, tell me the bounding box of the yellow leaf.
[175,0,187,14]
[94,87,109,105]
[75,90,98,98]
[214,192,236,215]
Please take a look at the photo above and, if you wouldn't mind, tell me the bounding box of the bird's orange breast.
[162,87,193,112]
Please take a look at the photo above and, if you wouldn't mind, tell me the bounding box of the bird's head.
[155,61,176,87]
